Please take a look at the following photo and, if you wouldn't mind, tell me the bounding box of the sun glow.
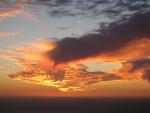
[1,37,150,92]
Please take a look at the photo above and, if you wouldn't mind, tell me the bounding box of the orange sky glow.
[0,37,150,97]
[0,0,150,98]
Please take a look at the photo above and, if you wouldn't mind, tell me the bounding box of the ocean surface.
[0,97,150,113]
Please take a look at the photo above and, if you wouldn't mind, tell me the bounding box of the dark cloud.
[143,69,150,82]
[127,58,150,72]
[55,0,71,5]
[38,0,150,19]
[126,58,150,82]
[103,0,150,18]
[115,0,150,12]
[33,0,72,7]
[45,0,108,18]
[49,9,75,17]
[47,12,150,65]
[1,0,150,20]
[56,26,69,30]
[100,74,121,81]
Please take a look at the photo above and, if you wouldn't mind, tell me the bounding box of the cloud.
[126,58,150,82]
[143,69,150,82]
[34,0,150,20]
[1,0,150,92]
[56,26,69,30]
[47,12,150,65]
[108,58,150,83]
[0,42,121,92]
[127,58,150,72]
[7,48,150,92]
[6,10,150,92]
[1,41,149,92]
[0,32,18,39]
[1,0,149,22]
[0,0,38,21]
[9,62,121,92]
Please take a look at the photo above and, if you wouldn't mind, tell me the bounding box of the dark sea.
[0,97,150,113]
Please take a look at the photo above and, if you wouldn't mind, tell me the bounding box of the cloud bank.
[48,12,150,65]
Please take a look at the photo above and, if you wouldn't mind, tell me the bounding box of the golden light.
[1,37,150,92]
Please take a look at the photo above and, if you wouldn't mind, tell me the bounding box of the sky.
[0,0,150,97]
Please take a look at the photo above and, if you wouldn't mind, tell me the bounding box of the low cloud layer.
[1,41,149,92]
[0,43,122,92]
[9,63,121,92]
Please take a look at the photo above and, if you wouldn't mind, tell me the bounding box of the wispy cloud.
[0,31,18,39]
[0,0,38,21]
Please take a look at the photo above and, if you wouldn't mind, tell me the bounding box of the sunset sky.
[0,0,150,97]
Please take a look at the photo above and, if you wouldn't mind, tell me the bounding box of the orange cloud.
[0,0,38,21]
[98,38,150,62]
[1,37,150,92]
[114,58,150,81]
[9,63,121,92]
[0,42,121,92]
